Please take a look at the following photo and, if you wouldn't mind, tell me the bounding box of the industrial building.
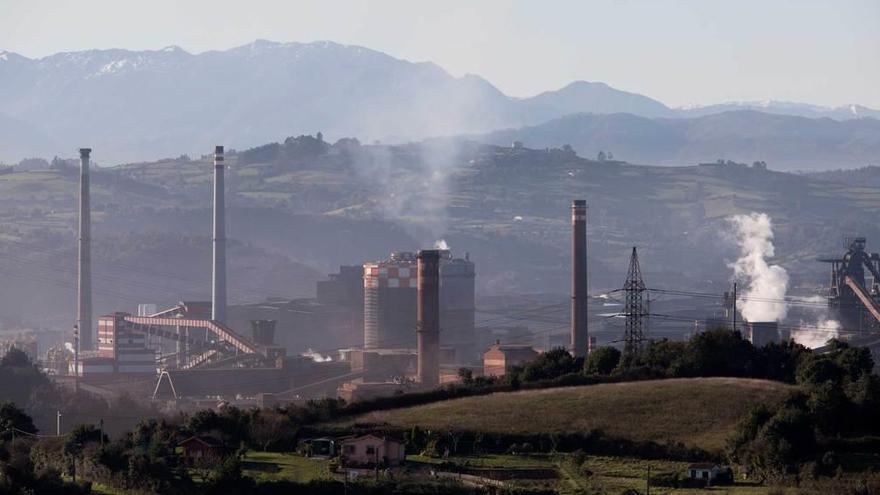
[483,341,540,377]
[336,249,451,399]
[97,313,157,374]
[748,322,782,348]
[362,250,476,362]
[363,251,418,350]
[821,237,880,334]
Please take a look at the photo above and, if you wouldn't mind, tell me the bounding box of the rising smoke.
[728,212,790,322]
[350,138,460,243]
[727,213,839,347]
[348,80,481,243]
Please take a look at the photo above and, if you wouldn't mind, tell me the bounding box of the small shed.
[340,434,405,467]
[179,436,222,465]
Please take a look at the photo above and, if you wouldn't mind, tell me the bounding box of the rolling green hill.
[340,378,793,453]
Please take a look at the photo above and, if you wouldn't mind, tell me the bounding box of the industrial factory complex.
[20,145,879,410]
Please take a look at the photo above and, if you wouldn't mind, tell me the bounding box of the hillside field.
[342,378,793,453]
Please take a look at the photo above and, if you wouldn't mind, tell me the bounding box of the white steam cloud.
[792,319,839,349]
[301,348,332,362]
[433,239,450,250]
[792,295,840,348]
[728,213,789,322]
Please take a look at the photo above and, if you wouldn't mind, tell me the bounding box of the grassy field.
[564,455,786,495]
[240,452,331,483]
[408,453,556,469]
[342,378,793,453]
[407,453,785,494]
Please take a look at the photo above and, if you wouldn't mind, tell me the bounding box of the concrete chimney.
[77,148,93,351]
[212,146,227,323]
[417,249,441,388]
[571,200,588,357]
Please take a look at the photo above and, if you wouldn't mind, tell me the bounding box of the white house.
[340,434,405,467]
[687,463,726,483]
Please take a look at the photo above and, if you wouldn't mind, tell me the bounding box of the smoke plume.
[792,295,840,348]
[350,138,459,242]
[728,212,789,322]
[792,319,839,349]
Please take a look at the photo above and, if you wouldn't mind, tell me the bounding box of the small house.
[340,434,405,467]
[686,463,727,483]
[179,436,222,465]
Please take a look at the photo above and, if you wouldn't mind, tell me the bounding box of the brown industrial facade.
[483,342,539,377]
[571,199,588,357]
[417,249,441,387]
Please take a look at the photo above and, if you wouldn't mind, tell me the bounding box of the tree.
[807,381,850,434]
[1,348,32,368]
[670,329,755,377]
[640,339,686,374]
[796,354,844,387]
[846,374,880,432]
[0,402,37,437]
[584,347,621,375]
[833,346,874,380]
[727,402,816,481]
[756,340,808,383]
[457,368,474,385]
[597,151,607,162]
[517,347,580,382]
[64,424,106,457]
[249,409,289,451]
[203,457,253,495]
[0,348,53,413]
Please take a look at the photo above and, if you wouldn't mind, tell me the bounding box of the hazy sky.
[1,0,878,108]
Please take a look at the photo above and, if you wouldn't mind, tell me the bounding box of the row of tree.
[503,328,811,385]
[727,340,880,482]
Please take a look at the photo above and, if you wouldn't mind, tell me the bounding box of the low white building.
[686,463,726,483]
[340,434,405,467]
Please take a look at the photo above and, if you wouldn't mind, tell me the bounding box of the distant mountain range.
[477,111,880,170]
[678,101,880,120]
[0,40,877,165]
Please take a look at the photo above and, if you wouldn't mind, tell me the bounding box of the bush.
[585,347,621,375]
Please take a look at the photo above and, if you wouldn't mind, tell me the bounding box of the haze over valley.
[2,2,880,493]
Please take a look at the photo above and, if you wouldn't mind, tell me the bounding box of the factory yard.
[340,377,793,453]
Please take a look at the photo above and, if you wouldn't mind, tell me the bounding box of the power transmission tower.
[623,247,647,362]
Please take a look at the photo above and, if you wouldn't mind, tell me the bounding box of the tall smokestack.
[212,145,227,323]
[417,249,441,388]
[77,148,93,351]
[571,200,588,357]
